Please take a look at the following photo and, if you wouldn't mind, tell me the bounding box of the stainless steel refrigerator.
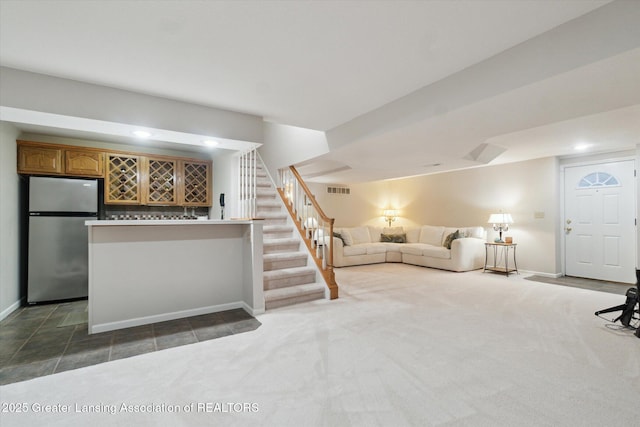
[28,177,98,303]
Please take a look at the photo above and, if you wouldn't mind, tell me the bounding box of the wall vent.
[327,186,350,195]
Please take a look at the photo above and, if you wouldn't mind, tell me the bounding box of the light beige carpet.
[1,264,638,426]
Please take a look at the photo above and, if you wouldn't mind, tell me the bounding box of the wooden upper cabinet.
[180,160,212,206]
[145,157,178,205]
[18,140,213,207]
[65,149,104,176]
[18,144,62,174]
[105,153,142,205]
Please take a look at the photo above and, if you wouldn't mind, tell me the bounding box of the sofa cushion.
[343,245,368,256]
[405,228,421,243]
[368,226,383,243]
[349,226,372,245]
[422,245,451,259]
[419,225,444,246]
[381,242,403,252]
[400,245,427,256]
[366,244,387,255]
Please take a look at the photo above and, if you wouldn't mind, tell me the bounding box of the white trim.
[0,299,22,322]
[90,301,247,334]
[519,270,563,279]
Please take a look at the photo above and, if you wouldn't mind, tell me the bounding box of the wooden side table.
[484,242,518,276]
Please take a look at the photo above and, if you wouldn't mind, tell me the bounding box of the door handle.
[565,227,572,234]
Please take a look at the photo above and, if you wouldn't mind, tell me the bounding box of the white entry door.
[564,160,636,284]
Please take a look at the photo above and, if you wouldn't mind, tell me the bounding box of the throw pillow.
[333,232,346,245]
[443,230,461,249]
[380,233,407,243]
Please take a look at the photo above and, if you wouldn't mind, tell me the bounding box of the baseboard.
[519,270,563,278]
[90,301,248,334]
[242,302,265,317]
[0,299,22,322]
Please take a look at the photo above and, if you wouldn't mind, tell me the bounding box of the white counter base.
[86,220,264,334]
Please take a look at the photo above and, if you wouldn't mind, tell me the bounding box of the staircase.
[253,164,326,309]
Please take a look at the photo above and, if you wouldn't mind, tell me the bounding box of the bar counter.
[85,219,264,334]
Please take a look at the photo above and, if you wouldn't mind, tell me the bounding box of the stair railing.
[278,166,338,299]
[238,148,257,219]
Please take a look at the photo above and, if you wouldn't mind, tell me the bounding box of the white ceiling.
[1,0,638,183]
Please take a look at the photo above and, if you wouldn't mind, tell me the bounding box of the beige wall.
[0,122,22,319]
[259,122,330,185]
[309,157,561,275]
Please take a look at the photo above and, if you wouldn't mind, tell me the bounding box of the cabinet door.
[146,157,178,205]
[105,154,141,204]
[18,145,62,174]
[180,160,212,206]
[65,149,104,176]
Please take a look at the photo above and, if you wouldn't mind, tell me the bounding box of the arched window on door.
[577,172,619,188]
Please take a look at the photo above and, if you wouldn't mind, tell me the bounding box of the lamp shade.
[383,209,397,217]
[488,213,513,224]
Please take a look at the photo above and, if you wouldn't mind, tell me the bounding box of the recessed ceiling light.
[203,139,219,147]
[132,130,151,138]
[574,143,591,151]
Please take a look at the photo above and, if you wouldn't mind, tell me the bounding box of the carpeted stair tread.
[263,225,293,233]
[259,212,288,220]
[256,189,276,198]
[264,237,299,246]
[264,282,325,302]
[256,200,282,208]
[263,251,307,261]
[263,266,316,280]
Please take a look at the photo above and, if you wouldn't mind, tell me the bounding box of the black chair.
[594,269,639,337]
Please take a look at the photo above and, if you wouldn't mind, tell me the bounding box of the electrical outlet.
[534,211,545,219]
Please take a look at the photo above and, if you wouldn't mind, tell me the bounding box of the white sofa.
[332,225,487,272]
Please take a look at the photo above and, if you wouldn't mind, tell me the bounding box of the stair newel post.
[318,220,331,270]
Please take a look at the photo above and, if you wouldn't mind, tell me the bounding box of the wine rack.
[182,161,211,206]
[147,158,177,205]
[106,154,141,204]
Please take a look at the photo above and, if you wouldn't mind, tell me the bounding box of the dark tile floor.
[0,300,261,385]
[525,274,632,295]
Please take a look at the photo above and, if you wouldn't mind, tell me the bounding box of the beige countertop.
[85,219,260,226]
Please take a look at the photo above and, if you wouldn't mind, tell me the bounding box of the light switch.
[534,211,545,219]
